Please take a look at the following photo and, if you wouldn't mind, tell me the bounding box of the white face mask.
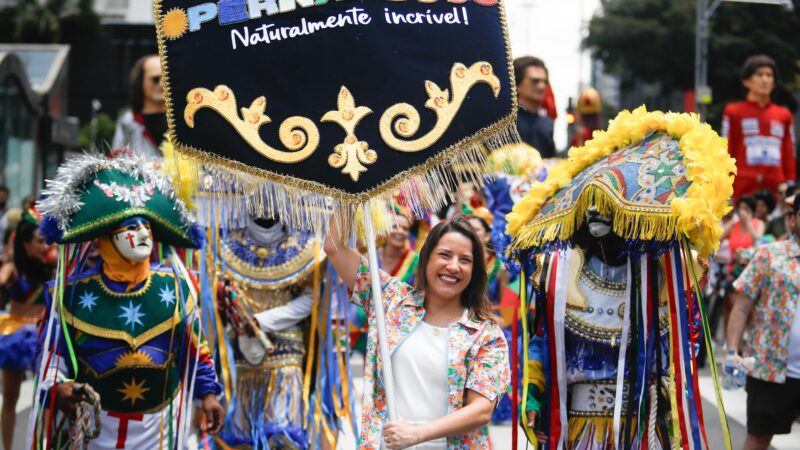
[111,217,154,262]
[585,205,612,238]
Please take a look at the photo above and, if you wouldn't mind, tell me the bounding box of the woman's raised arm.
[323,217,362,291]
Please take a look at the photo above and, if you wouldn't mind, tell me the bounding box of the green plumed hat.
[37,152,201,248]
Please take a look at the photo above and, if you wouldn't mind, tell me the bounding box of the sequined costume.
[508,110,738,449]
[38,263,220,449]
[526,248,675,449]
[212,219,324,449]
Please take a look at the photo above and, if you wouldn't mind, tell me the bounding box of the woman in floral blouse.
[325,216,510,449]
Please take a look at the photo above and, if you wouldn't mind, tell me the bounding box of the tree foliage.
[586,0,800,121]
[0,0,99,43]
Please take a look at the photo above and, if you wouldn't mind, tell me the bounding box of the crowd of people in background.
[0,47,797,450]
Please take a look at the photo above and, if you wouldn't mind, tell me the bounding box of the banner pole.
[362,202,398,421]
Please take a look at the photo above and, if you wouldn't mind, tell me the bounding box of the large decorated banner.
[155,0,517,230]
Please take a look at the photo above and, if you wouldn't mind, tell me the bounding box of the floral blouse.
[734,234,800,383]
[351,260,509,449]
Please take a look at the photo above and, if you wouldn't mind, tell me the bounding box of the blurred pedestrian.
[753,189,776,225]
[570,87,602,147]
[726,195,800,450]
[0,210,54,450]
[722,196,765,255]
[112,54,167,159]
[513,56,556,158]
[0,187,8,219]
[722,55,796,201]
[765,183,797,240]
[0,186,10,257]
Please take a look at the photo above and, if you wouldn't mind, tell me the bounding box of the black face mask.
[573,222,627,266]
[0,201,6,210]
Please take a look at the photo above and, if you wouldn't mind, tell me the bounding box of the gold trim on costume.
[63,207,189,242]
[61,276,196,348]
[218,234,322,290]
[566,248,587,310]
[0,314,39,334]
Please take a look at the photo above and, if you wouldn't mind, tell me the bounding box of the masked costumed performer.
[507,108,736,449]
[326,215,509,449]
[30,152,223,449]
[212,214,329,449]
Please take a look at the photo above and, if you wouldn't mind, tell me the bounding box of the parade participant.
[722,55,795,200]
[325,216,509,449]
[466,210,509,321]
[380,206,419,285]
[571,87,602,147]
[30,151,223,449]
[507,108,736,449]
[726,194,800,450]
[210,214,330,449]
[112,55,167,159]
[0,210,54,450]
[525,208,677,448]
[514,56,556,158]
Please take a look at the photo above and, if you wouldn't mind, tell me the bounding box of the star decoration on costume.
[118,301,145,331]
[78,291,99,312]
[117,377,150,406]
[158,285,176,309]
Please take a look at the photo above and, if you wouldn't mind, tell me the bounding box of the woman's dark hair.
[754,189,776,214]
[736,195,756,213]
[13,221,52,285]
[414,217,492,322]
[129,55,158,114]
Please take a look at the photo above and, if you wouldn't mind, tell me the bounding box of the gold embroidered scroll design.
[321,87,376,182]
[379,61,501,153]
[183,85,319,164]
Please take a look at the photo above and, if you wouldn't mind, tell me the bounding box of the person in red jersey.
[723,55,796,201]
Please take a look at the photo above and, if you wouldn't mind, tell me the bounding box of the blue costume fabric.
[0,276,44,371]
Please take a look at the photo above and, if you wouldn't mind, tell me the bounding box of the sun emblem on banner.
[162,8,188,40]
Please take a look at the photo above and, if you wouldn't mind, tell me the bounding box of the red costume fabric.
[722,100,796,199]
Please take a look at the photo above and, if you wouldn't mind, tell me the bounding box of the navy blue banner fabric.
[156,0,515,199]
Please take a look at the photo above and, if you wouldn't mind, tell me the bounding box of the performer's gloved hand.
[383,417,420,449]
[54,382,90,419]
[201,394,224,434]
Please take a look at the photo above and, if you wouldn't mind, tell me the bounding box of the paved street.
[3,364,799,449]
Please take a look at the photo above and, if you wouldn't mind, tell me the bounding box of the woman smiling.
[325,216,509,449]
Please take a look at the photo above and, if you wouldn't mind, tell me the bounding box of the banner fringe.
[170,122,520,237]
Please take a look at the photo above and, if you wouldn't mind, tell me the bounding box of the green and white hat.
[37,152,201,248]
